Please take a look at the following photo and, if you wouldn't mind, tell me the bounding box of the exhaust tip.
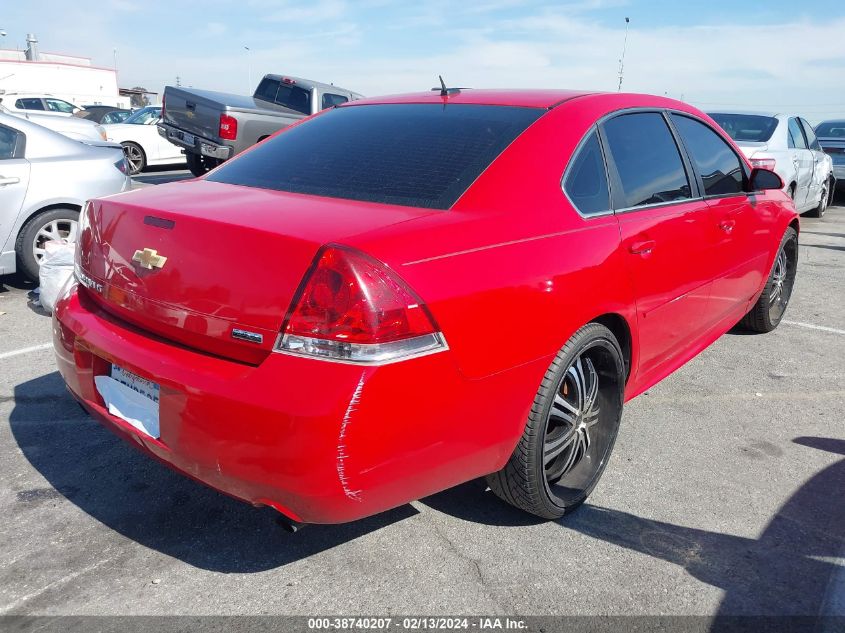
[275,515,306,533]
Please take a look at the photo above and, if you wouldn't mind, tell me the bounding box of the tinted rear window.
[708,113,778,143]
[816,121,845,138]
[208,104,543,209]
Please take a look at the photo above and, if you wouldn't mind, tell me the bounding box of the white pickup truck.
[159,74,363,176]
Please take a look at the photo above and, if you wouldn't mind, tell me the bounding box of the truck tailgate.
[163,87,227,142]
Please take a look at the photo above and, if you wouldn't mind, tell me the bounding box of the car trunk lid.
[77,180,437,364]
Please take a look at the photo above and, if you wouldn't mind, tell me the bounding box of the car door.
[601,111,716,380]
[799,117,828,205]
[0,124,31,255]
[669,113,770,320]
[787,117,814,208]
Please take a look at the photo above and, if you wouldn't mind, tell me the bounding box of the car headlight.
[95,124,107,141]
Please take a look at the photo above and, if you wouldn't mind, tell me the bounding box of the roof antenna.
[438,75,448,97]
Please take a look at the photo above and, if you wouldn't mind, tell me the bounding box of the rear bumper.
[158,123,232,160]
[53,283,540,523]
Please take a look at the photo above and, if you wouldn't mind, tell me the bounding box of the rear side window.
[208,104,543,210]
[46,98,76,113]
[799,118,821,150]
[16,98,44,111]
[671,115,744,197]
[563,131,610,215]
[708,113,778,143]
[788,119,807,149]
[322,93,349,109]
[602,112,692,209]
[0,125,21,159]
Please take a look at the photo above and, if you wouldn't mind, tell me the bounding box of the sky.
[3,0,845,122]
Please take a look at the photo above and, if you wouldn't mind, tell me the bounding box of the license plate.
[180,132,195,146]
[94,365,161,439]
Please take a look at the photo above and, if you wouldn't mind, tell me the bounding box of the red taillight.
[750,157,776,171]
[219,113,238,141]
[282,77,296,85]
[278,246,446,363]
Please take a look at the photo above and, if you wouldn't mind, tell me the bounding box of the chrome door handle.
[0,176,20,186]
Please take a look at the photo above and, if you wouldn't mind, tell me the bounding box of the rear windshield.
[815,121,845,138]
[708,113,779,143]
[254,78,312,115]
[207,103,543,209]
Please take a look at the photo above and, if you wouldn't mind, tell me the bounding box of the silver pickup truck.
[159,74,362,176]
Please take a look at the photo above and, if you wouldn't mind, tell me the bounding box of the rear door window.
[45,98,76,113]
[208,103,543,210]
[602,112,692,209]
[563,131,610,216]
[16,98,44,111]
[671,114,745,197]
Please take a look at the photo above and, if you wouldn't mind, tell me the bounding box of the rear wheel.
[15,207,80,281]
[487,323,625,519]
[805,177,831,218]
[121,142,146,175]
[186,151,221,177]
[740,227,798,333]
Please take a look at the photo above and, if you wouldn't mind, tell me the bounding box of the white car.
[103,106,186,175]
[0,112,131,280]
[0,93,82,117]
[0,102,107,143]
[709,111,835,217]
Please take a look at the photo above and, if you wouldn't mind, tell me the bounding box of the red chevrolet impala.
[53,89,798,525]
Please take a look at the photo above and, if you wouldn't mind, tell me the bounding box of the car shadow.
[423,437,845,619]
[10,371,845,618]
[132,166,193,186]
[9,372,417,574]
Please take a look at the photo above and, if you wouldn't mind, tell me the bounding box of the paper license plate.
[94,365,161,439]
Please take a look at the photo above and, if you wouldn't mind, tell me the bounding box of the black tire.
[487,323,625,519]
[121,142,146,175]
[740,227,798,333]
[15,207,81,282]
[186,151,221,177]
[805,177,832,219]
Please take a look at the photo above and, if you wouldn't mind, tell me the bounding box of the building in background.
[0,34,130,108]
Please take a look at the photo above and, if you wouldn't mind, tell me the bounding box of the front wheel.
[487,323,625,519]
[740,227,798,333]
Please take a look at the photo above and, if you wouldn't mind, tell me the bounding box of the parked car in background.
[0,112,130,281]
[56,90,797,527]
[104,106,186,175]
[76,106,133,125]
[0,92,82,116]
[709,111,834,217]
[1,103,108,143]
[160,74,362,176]
[814,120,845,189]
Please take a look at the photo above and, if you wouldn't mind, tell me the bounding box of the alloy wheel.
[768,238,797,323]
[123,144,144,174]
[542,342,622,507]
[32,218,79,263]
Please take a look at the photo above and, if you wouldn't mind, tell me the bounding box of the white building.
[0,36,130,108]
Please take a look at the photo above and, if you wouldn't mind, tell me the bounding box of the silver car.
[0,112,131,281]
[814,120,845,187]
[709,111,835,217]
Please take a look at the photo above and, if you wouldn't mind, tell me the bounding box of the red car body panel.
[53,90,799,523]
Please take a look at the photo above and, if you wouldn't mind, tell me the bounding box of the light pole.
[617,17,630,92]
[244,46,252,92]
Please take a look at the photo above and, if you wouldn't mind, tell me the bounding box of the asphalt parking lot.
[0,189,843,618]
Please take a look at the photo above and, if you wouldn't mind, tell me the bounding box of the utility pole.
[176,75,181,87]
[617,17,630,92]
[244,46,252,92]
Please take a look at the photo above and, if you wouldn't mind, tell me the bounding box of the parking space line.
[782,321,845,336]
[0,343,53,361]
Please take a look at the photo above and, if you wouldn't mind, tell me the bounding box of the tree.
[129,87,150,108]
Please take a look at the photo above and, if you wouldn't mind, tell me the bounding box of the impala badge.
[132,248,168,270]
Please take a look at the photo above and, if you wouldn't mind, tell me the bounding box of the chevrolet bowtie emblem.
[132,248,167,270]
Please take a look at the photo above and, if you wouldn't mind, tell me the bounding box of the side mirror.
[749,168,783,192]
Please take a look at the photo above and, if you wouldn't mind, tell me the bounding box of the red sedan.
[53,89,798,525]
